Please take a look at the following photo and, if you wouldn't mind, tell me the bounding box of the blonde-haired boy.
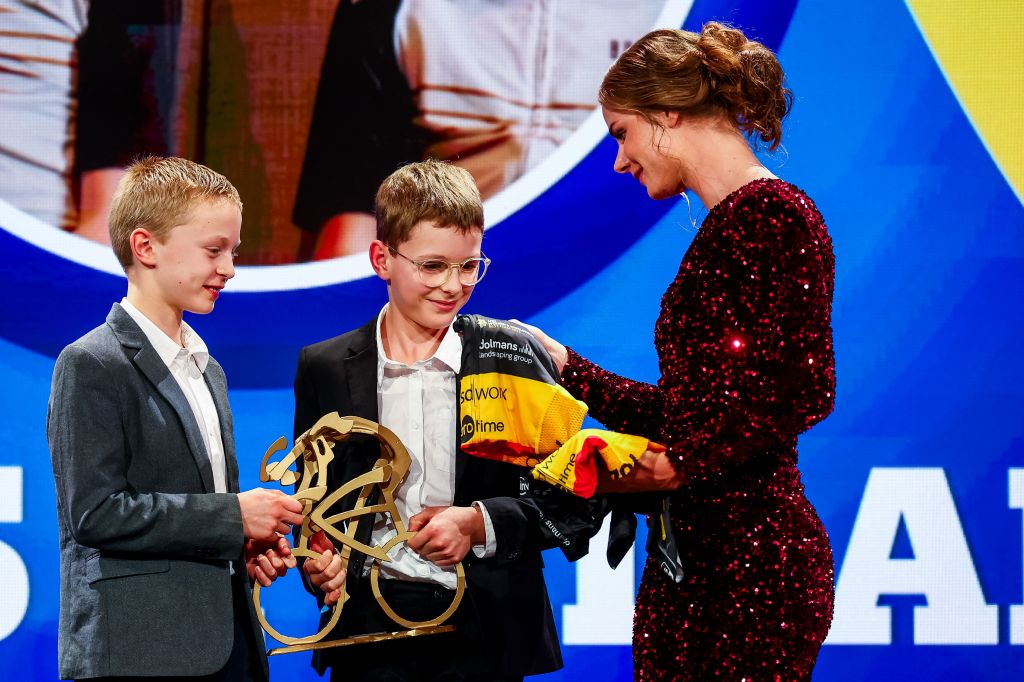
[47,156,341,680]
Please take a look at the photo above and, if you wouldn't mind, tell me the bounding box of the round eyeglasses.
[388,247,491,287]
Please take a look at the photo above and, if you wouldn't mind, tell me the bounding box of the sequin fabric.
[562,179,836,681]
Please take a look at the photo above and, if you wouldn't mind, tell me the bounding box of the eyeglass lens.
[418,258,487,286]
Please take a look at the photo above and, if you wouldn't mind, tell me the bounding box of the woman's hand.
[512,320,568,374]
[597,446,684,493]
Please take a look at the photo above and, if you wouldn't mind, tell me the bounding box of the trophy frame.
[253,412,466,655]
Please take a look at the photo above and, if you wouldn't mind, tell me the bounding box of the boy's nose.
[218,256,236,279]
[440,268,463,293]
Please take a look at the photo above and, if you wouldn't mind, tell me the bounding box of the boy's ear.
[129,228,158,268]
[369,240,391,281]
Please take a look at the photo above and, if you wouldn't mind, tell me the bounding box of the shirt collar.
[120,298,210,373]
[375,303,462,376]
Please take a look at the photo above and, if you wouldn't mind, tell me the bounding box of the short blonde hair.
[375,159,483,246]
[108,156,243,269]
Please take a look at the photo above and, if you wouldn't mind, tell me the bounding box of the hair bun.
[695,22,791,149]
[699,22,748,53]
[599,23,792,150]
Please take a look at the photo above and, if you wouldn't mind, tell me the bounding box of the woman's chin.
[647,180,689,201]
[647,186,675,201]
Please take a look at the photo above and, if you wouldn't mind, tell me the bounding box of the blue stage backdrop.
[1,1,1022,679]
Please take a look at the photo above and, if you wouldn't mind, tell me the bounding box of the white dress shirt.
[120,299,229,493]
[373,305,495,588]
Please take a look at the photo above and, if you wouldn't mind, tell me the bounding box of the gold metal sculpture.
[254,412,466,655]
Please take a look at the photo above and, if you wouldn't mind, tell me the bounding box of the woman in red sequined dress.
[524,23,836,680]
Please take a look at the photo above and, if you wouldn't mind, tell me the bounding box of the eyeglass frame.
[387,247,491,287]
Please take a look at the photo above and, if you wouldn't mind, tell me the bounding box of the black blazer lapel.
[454,315,472,489]
[107,305,217,493]
[343,318,379,421]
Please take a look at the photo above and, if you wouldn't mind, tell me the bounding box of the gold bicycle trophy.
[253,412,466,655]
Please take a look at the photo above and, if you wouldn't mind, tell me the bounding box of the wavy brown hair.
[599,23,792,150]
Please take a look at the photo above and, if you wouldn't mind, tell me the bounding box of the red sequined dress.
[562,179,836,680]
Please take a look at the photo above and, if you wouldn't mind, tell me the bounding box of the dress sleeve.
[660,191,836,483]
[561,348,665,442]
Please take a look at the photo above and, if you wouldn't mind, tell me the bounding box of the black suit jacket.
[294,317,568,677]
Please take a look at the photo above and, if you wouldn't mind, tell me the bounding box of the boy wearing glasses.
[293,159,567,681]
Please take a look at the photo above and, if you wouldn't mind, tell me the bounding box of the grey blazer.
[47,303,267,680]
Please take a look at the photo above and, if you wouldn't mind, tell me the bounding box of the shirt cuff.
[471,501,497,558]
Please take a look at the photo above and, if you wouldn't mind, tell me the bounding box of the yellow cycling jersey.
[456,315,660,497]
[532,429,659,498]
[459,370,587,468]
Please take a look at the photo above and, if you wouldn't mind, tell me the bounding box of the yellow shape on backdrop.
[906,0,1024,203]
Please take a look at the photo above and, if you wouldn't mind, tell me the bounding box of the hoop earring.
[679,191,700,232]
